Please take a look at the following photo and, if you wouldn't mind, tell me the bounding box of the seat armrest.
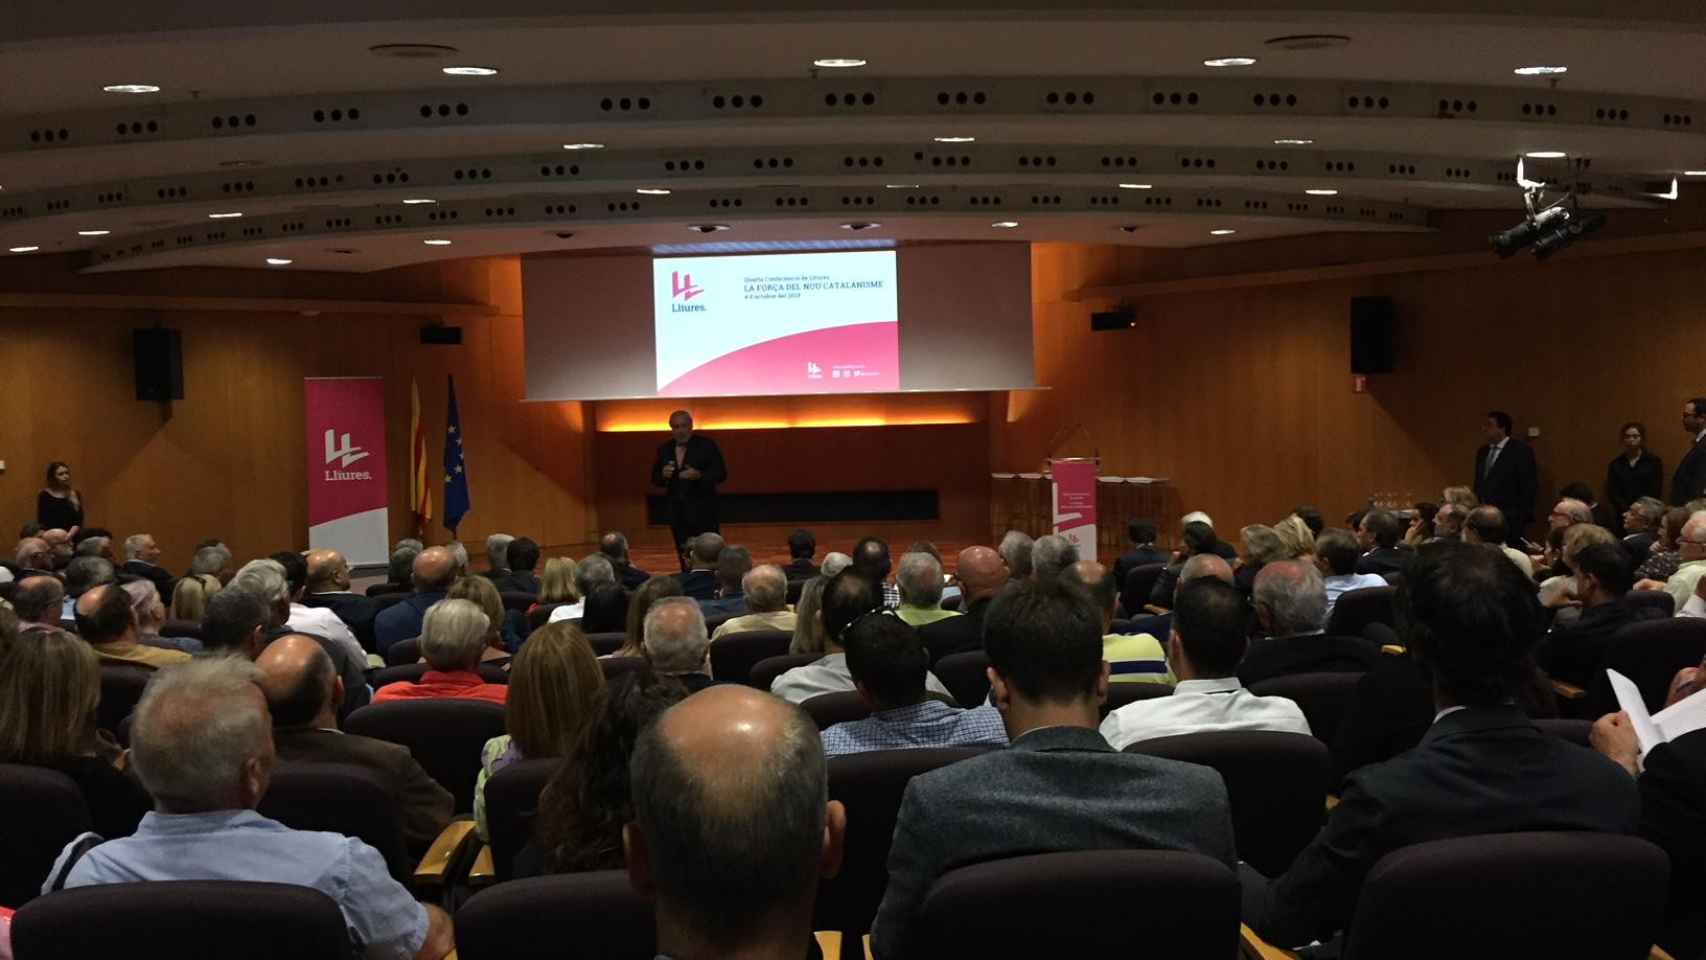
[467,845,496,887]
[814,931,842,959]
[1325,794,1339,812]
[1380,644,1406,656]
[1241,924,1300,960]
[1651,946,1676,960]
[1143,604,1170,615]
[1552,679,1587,700]
[413,821,478,887]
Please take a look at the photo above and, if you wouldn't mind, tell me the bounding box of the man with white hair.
[893,552,961,628]
[548,553,619,623]
[120,532,177,602]
[480,533,515,583]
[1642,511,1706,614]
[821,552,854,578]
[187,541,234,584]
[48,657,454,960]
[1548,497,1595,532]
[1030,534,1080,584]
[644,597,716,692]
[230,559,372,718]
[1238,560,1379,687]
[14,537,55,578]
[997,530,1034,581]
[713,565,797,639]
[373,598,508,705]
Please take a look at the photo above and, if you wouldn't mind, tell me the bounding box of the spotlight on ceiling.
[1514,65,1568,76]
[1117,225,1143,234]
[442,65,499,76]
[688,224,731,233]
[1490,159,1606,260]
[102,84,161,94]
[1684,170,1706,177]
[1531,210,1606,260]
[1203,56,1257,67]
[839,222,881,231]
[884,183,922,189]
[813,58,867,68]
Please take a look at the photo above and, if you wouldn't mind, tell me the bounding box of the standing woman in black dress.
[1606,422,1664,536]
[37,461,84,531]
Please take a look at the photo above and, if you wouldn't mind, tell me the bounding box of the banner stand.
[305,377,390,568]
[1049,457,1100,563]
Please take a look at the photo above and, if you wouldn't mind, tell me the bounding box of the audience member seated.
[1622,497,1667,559]
[1536,522,1616,613]
[49,656,454,960]
[473,623,603,840]
[1463,504,1535,578]
[1112,518,1168,591]
[1273,514,1317,559]
[1128,553,1235,645]
[526,669,690,876]
[447,575,523,658]
[1101,579,1310,749]
[997,529,1035,581]
[789,576,830,656]
[41,527,76,571]
[533,556,580,615]
[1637,507,1691,582]
[580,583,628,634]
[643,597,716,692]
[891,551,960,628]
[479,533,515,584]
[200,590,270,660]
[492,536,543,595]
[869,576,1235,959]
[372,599,508,706]
[75,535,116,565]
[187,541,235,585]
[1441,484,1480,512]
[373,546,456,655]
[1148,520,1221,608]
[1030,533,1080,585]
[1401,502,1437,547]
[1540,542,1648,690]
[62,555,116,619]
[614,575,685,659]
[268,553,365,663]
[821,612,1007,757]
[1648,510,1706,614]
[1234,524,1287,595]
[821,551,853,577]
[1431,501,1467,541]
[599,532,650,592]
[123,580,201,655]
[626,685,845,960]
[256,635,453,853]
[13,575,65,628]
[1548,496,1596,533]
[919,546,1007,664]
[675,534,723,602]
[1314,527,1388,618]
[169,572,221,623]
[549,554,619,623]
[75,583,190,669]
[854,537,901,608]
[381,543,420,593]
[119,533,176,602]
[783,528,820,581]
[445,540,471,577]
[770,571,952,704]
[711,564,795,639]
[700,545,753,619]
[0,625,150,839]
[1243,541,1640,950]
[1354,509,1409,577]
[1070,559,1171,685]
[301,549,377,639]
[1238,561,1378,687]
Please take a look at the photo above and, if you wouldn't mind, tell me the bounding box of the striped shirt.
[821,700,1009,757]
[1103,632,1175,684]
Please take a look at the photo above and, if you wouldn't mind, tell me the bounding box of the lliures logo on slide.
[806,362,822,379]
[323,429,374,481]
[670,271,707,312]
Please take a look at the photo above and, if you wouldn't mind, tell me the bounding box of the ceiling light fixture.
[1203,56,1257,67]
[1514,65,1568,76]
[369,43,459,60]
[884,183,921,189]
[562,143,605,151]
[442,65,499,76]
[1264,34,1351,51]
[8,245,40,253]
[1684,170,1706,177]
[1524,150,1567,159]
[840,222,881,231]
[1273,138,1315,146]
[1118,183,1154,190]
[266,258,294,266]
[423,239,453,246]
[636,187,672,196]
[933,136,976,143]
[76,229,111,236]
[402,198,438,204]
[991,221,1020,229]
[813,58,867,68]
[207,212,243,219]
[688,224,731,233]
[102,83,161,94]
[1210,229,1238,236]
[1305,188,1339,196]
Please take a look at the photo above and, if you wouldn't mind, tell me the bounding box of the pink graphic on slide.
[658,322,898,397]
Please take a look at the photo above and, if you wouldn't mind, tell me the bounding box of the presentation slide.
[652,251,898,397]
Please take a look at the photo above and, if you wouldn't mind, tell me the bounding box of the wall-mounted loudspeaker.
[134,328,184,402]
[1091,307,1137,331]
[1350,296,1396,374]
[420,325,463,345]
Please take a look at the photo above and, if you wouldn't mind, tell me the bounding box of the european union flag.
[443,375,471,534]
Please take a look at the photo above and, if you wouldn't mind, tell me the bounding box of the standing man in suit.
[1671,397,1706,506]
[651,410,727,570]
[869,577,1235,959]
[1473,410,1539,546]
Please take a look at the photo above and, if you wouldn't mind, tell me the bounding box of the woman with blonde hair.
[1272,515,1317,559]
[124,579,201,655]
[790,575,830,655]
[531,557,581,614]
[168,573,222,623]
[616,575,685,659]
[474,622,605,839]
[448,575,523,657]
[1235,524,1287,595]
[1442,486,1479,512]
[0,626,150,838]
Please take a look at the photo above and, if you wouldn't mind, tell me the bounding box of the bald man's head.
[1065,559,1116,620]
[956,545,1008,604]
[303,549,350,593]
[14,537,50,570]
[73,583,135,644]
[256,634,340,728]
[1180,553,1235,585]
[629,686,842,952]
[413,546,456,592]
[1681,512,1706,561]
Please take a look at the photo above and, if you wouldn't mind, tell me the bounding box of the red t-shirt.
[372,670,508,706]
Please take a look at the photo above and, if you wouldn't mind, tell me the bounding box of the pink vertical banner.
[1050,458,1100,563]
[305,377,390,567]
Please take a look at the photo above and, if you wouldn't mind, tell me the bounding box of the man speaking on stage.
[652,410,728,568]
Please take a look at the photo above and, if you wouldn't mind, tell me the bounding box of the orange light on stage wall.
[598,414,978,432]
[593,393,987,433]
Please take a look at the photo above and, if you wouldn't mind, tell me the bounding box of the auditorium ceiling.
[0,0,1702,272]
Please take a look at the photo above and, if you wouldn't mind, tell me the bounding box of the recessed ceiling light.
[1524,151,1567,159]
[369,43,459,60]
[8,245,40,253]
[933,136,976,143]
[1305,188,1339,196]
[423,239,453,246]
[402,198,438,204]
[76,229,111,236]
[327,248,359,254]
[688,224,731,233]
[884,183,921,189]
[813,58,867,68]
[1264,34,1351,51]
[1514,65,1568,76]
[562,142,605,151]
[636,187,672,196]
[839,222,881,231]
[1273,138,1315,146]
[102,83,161,94]
[1203,56,1257,67]
[1210,228,1238,236]
[991,221,1020,229]
[1118,183,1154,190]
[207,212,244,219]
[1683,170,1706,177]
[218,160,263,169]
[442,65,499,76]
[266,258,294,266]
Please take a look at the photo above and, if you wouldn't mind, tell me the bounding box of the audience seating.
[453,872,655,960]
[599,656,647,681]
[1533,718,1594,746]
[370,593,409,615]
[932,651,992,709]
[1603,618,1706,714]
[1122,562,1168,618]
[483,758,558,883]
[708,629,792,685]
[1101,682,1173,718]
[384,636,421,667]
[1626,590,1676,618]
[1109,617,1135,634]
[941,593,962,612]
[751,652,821,691]
[498,591,536,613]
[1248,672,1362,747]
[583,631,626,656]
[11,881,355,960]
[1326,586,1398,639]
[1126,731,1330,876]
[527,603,567,632]
[160,618,204,641]
[344,700,506,814]
[785,578,809,605]
[97,664,152,738]
[803,691,872,729]
[365,582,408,597]
[0,764,93,908]
[368,662,509,688]
[914,850,1239,956]
[258,763,411,881]
[817,747,992,947]
[1244,832,1670,960]
[703,611,738,636]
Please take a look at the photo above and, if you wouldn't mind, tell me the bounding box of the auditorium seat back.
[1624,589,1676,618]
[454,872,654,960]
[1125,730,1329,876]
[485,758,559,883]
[932,651,992,708]
[751,652,821,691]
[1339,832,1667,960]
[160,618,204,641]
[1249,672,1363,747]
[1101,682,1173,718]
[1604,617,1706,714]
[1326,586,1397,638]
[703,611,738,636]
[12,881,354,960]
[708,629,791,685]
[599,656,647,682]
[584,631,627,656]
[528,603,567,632]
[370,592,410,614]
[383,636,421,667]
[1533,717,1594,746]
[499,591,536,613]
[913,850,1239,956]
[369,662,509,688]
[258,763,410,880]
[365,582,409,598]
[802,691,871,730]
[0,764,92,907]
[1121,562,1168,617]
[344,700,506,814]
[97,664,152,738]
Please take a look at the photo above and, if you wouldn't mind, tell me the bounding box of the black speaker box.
[1350,296,1397,374]
[1091,307,1137,331]
[420,325,463,345]
[134,328,184,402]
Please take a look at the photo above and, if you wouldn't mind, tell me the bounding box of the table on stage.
[989,472,1176,557]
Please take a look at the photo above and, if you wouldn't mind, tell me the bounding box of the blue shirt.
[821,700,1009,757]
[56,810,427,960]
[373,591,446,655]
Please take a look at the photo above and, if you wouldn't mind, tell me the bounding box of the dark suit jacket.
[489,571,541,596]
[614,564,650,592]
[651,434,727,502]
[1330,652,1435,783]
[870,726,1235,960]
[1355,545,1409,577]
[374,590,447,655]
[1672,438,1706,507]
[1237,633,1381,688]
[1474,437,1540,539]
[120,560,176,603]
[271,726,454,852]
[676,568,718,601]
[300,591,378,651]
[782,558,820,581]
[1538,599,1641,689]
[919,596,991,664]
[1636,728,1706,960]
[1247,706,1640,948]
[1608,452,1664,523]
[1112,545,1169,595]
[1623,531,1659,563]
